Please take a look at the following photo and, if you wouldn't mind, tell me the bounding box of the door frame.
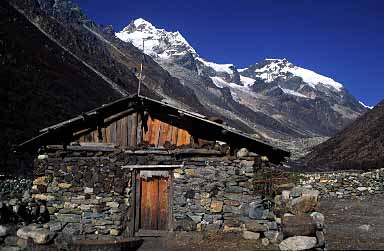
[130,167,175,236]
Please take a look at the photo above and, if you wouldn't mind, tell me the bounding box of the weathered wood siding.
[78,113,193,147]
[139,176,170,230]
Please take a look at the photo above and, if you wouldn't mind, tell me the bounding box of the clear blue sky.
[74,0,383,106]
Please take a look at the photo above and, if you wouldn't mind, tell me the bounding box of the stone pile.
[274,187,325,251]
[298,168,384,198]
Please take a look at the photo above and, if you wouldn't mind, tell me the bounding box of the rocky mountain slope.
[0,0,122,174]
[300,100,384,171]
[116,18,368,143]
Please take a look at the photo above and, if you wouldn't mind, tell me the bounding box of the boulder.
[4,236,18,246]
[249,205,264,219]
[279,236,317,251]
[310,212,325,225]
[242,230,260,240]
[210,201,223,213]
[316,230,325,247]
[290,193,318,215]
[236,148,249,158]
[262,238,270,246]
[0,225,9,237]
[358,224,370,232]
[62,223,80,236]
[17,226,55,244]
[244,220,268,232]
[282,215,316,237]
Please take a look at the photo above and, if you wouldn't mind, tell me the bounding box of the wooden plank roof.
[16,95,290,163]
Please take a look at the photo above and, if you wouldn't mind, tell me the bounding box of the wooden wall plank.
[137,113,143,145]
[149,119,161,146]
[116,119,122,147]
[121,116,128,147]
[131,112,138,147]
[159,122,171,146]
[127,113,137,147]
[140,178,159,230]
[143,115,153,143]
[171,126,178,145]
[158,177,169,230]
[140,178,149,229]
[176,129,191,146]
[127,114,132,147]
[105,126,110,144]
[110,122,116,144]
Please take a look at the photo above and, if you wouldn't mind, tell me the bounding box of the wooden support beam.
[121,164,184,170]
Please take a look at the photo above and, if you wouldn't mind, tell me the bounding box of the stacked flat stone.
[32,149,131,241]
[298,168,384,199]
[274,187,326,251]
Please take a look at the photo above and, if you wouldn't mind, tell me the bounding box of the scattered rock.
[242,230,260,240]
[310,212,325,225]
[279,236,317,251]
[17,226,55,244]
[84,187,93,194]
[58,183,72,189]
[261,237,270,246]
[0,246,21,251]
[0,225,9,237]
[210,201,223,213]
[249,205,264,219]
[236,148,249,158]
[316,230,325,247]
[282,215,316,237]
[290,193,318,215]
[357,187,368,192]
[244,220,268,232]
[358,224,370,232]
[4,236,18,246]
[109,229,120,236]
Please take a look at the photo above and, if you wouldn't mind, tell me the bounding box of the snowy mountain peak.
[116,18,240,83]
[242,58,343,92]
[116,18,197,60]
[133,18,153,28]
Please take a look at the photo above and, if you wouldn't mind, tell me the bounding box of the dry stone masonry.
[1,146,328,250]
[298,168,384,199]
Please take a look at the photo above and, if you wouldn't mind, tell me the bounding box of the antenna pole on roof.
[137,39,145,96]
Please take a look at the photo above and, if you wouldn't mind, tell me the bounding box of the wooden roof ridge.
[15,94,290,162]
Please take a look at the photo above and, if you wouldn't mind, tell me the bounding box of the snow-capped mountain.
[116,18,241,84]
[115,18,368,147]
[116,18,197,60]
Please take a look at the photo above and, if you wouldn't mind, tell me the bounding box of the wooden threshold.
[134,230,171,237]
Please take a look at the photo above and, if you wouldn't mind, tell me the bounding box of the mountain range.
[301,100,384,171]
[115,18,368,153]
[1,0,370,171]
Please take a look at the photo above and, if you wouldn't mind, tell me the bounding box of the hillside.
[300,100,384,170]
[0,1,123,175]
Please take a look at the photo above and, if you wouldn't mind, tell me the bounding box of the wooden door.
[139,176,170,231]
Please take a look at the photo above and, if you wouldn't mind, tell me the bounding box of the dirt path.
[319,194,384,250]
[138,232,279,251]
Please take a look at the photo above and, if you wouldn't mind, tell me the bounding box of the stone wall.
[1,146,328,250]
[172,157,270,232]
[32,149,132,241]
[30,147,274,240]
[297,168,384,198]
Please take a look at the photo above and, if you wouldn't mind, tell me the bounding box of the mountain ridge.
[115,18,368,144]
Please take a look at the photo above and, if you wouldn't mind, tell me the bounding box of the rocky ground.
[139,194,384,251]
[138,232,279,251]
[319,194,384,250]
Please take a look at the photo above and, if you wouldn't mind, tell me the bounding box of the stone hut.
[16,95,290,239]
